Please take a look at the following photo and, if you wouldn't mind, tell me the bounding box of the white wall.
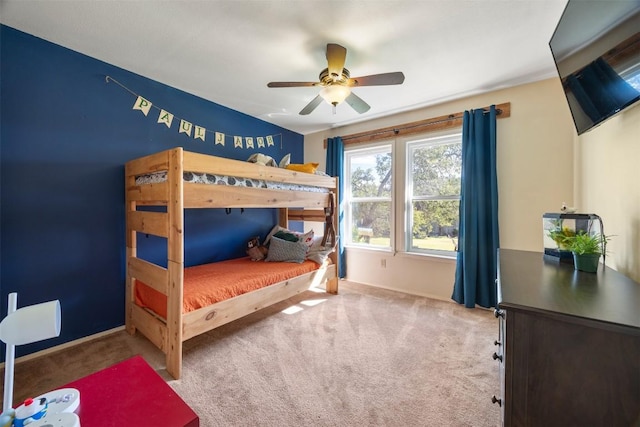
[576,103,640,282]
[305,78,577,301]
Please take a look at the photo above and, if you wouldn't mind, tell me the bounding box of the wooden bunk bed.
[125,147,339,379]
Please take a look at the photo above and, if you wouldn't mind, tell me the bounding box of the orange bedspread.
[134,257,320,318]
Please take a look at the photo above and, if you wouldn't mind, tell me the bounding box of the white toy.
[38,388,80,414]
[28,412,80,427]
[13,388,80,427]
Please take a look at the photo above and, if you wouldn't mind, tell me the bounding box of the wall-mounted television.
[549,0,640,135]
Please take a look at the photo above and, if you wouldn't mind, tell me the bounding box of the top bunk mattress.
[134,257,321,318]
[135,170,330,193]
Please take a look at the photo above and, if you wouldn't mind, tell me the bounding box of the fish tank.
[543,213,603,264]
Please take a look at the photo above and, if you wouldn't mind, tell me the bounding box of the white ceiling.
[1,0,569,135]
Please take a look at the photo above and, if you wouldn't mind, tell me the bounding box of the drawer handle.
[492,395,502,407]
[494,340,501,346]
[492,352,503,362]
[494,309,504,318]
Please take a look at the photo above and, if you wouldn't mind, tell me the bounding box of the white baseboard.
[346,279,453,303]
[0,326,125,369]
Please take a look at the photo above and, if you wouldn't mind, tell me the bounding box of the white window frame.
[404,132,462,257]
[344,142,394,251]
[342,130,461,259]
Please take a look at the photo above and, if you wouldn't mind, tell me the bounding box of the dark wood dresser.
[494,249,640,427]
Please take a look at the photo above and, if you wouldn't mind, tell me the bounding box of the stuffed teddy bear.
[246,236,268,261]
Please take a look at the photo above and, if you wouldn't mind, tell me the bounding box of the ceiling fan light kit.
[267,43,405,115]
[320,85,351,110]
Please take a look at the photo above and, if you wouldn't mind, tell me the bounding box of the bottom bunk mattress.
[134,257,321,318]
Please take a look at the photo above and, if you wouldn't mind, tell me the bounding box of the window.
[345,144,393,249]
[343,131,462,257]
[406,133,462,255]
[620,61,640,91]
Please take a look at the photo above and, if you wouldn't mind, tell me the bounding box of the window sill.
[345,245,457,263]
[398,251,456,263]
[344,245,394,255]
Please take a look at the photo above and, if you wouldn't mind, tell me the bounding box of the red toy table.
[60,355,199,426]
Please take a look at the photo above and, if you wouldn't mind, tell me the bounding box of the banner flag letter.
[215,132,225,146]
[133,96,152,116]
[266,135,275,147]
[195,126,206,141]
[157,109,174,128]
[179,120,192,137]
[234,136,243,148]
[245,137,254,149]
[257,137,265,148]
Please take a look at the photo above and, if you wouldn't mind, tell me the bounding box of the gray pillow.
[265,236,307,263]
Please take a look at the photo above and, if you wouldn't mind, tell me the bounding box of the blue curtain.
[567,57,639,124]
[326,137,346,278]
[452,105,499,308]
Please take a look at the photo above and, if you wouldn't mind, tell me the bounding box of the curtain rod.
[327,102,510,146]
[344,107,502,141]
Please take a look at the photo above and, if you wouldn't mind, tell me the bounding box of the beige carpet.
[5,281,500,426]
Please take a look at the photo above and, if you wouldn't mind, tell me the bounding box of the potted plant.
[567,232,609,273]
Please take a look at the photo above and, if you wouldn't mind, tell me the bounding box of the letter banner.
[133,96,152,116]
[105,78,288,150]
[157,109,174,128]
[215,132,225,146]
[179,119,192,137]
[194,126,206,141]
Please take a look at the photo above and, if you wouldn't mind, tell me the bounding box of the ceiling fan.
[267,43,405,115]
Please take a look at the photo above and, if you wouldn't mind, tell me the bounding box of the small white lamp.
[1,292,61,412]
[320,85,351,113]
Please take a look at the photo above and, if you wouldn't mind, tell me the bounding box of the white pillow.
[306,246,333,265]
[279,153,291,168]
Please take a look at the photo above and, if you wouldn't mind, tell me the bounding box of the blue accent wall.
[0,25,304,358]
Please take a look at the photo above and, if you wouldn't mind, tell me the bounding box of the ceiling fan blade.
[326,43,347,80]
[345,92,371,114]
[299,95,324,115]
[347,72,405,87]
[267,81,318,88]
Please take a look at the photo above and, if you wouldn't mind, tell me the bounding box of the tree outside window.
[345,145,392,248]
[343,132,461,256]
[407,134,461,254]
